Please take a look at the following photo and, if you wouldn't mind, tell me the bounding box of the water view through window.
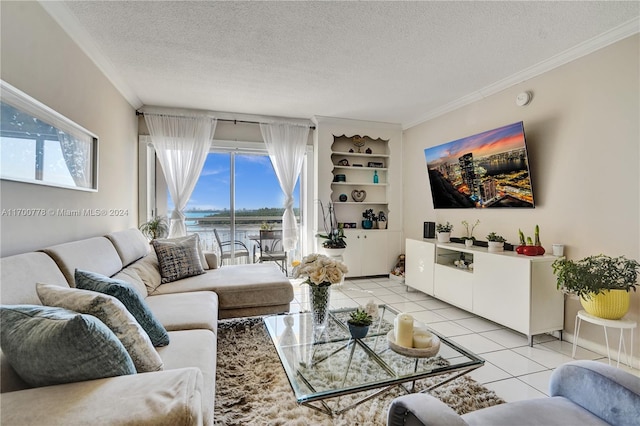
[168,151,301,265]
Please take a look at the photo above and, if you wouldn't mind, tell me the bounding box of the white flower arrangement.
[292,254,348,287]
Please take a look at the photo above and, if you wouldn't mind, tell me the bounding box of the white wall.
[0,2,138,256]
[402,34,640,363]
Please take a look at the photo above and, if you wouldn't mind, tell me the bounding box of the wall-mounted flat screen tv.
[424,121,534,208]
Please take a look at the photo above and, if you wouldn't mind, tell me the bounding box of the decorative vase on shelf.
[362,220,373,229]
[488,241,504,252]
[465,239,473,248]
[309,285,331,331]
[378,220,387,229]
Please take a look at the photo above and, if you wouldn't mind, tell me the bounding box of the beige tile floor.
[289,276,640,403]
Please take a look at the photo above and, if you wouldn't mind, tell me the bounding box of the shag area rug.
[214,317,505,426]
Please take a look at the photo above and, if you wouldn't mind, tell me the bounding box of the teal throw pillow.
[0,305,136,387]
[75,269,170,347]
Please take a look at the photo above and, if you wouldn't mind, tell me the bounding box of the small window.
[0,80,98,191]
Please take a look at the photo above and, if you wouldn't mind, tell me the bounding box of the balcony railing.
[185,214,301,267]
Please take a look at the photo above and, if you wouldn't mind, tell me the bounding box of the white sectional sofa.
[0,228,293,425]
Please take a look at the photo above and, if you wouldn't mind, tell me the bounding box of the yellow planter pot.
[580,289,630,320]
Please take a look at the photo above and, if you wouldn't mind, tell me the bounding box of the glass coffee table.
[263,305,484,416]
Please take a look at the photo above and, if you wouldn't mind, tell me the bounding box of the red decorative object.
[536,246,546,255]
[516,245,526,255]
[523,245,540,256]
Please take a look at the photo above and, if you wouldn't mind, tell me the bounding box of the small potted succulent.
[486,232,506,252]
[347,308,373,339]
[377,211,388,229]
[518,225,545,256]
[139,216,169,240]
[461,219,480,248]
[362,209,377,229]
[436,222,453,243]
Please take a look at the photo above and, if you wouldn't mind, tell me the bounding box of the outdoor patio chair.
[257,229,288,275]
[213,228,250,267]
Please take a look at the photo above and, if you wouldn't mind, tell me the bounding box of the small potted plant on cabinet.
[486,232,506,252]
[139,216,169,240]
[436,222,453,243]
[461,219,480,248]
[347,308,373,339]
[552,254,639,319]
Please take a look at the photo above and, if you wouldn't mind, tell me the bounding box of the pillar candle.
[412,331,433,348]
[395,313,414,348]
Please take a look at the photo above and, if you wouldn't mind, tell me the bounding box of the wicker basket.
[580,289,630,320]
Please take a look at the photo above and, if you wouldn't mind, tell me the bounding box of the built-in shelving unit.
[313,116,403,277]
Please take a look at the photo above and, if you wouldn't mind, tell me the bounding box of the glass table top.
[263,305,484,405]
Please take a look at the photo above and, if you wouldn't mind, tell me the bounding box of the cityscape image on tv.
[424,122,534,208]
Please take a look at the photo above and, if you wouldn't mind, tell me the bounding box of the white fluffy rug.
[214,317,504,426]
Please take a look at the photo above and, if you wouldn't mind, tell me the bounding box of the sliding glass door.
[170,149,301,265]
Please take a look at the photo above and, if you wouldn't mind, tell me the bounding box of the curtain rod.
[135,110,315,130]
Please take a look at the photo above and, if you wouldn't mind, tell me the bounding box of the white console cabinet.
[405,238,564,344]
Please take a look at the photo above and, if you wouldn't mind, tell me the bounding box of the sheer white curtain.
[260,122,309,251]
[145,114,217,238]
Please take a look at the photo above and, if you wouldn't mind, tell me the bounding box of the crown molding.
[403,17,640,130]
[39,1,143,109]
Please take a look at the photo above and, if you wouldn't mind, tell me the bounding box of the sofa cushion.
[125,251,163,294]
[41,237,123,286]
[152,235,205,284]
[105,228,150,267]
[36,283,163,373]
[150,263,293,311]
[0,305,136,387]
[0,252,69,305]
[75,269,170,347]
[158,329,216,426]
[145,291,219,334]
[112,268,149,298]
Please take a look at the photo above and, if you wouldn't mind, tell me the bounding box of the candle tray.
[386,330,441,358]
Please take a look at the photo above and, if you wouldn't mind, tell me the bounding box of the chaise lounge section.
[0,228,293,425]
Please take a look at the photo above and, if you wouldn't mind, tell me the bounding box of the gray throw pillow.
[75,269,170,347]
[152,234,206,283]
[0,305,136,387]
[36,283,164,373]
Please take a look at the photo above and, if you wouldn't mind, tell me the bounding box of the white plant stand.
[572,310,637,368]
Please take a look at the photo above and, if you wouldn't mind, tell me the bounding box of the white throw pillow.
[36,283,164,373]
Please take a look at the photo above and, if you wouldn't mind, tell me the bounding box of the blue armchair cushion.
[0,305,135,387]
[75,269,170,346]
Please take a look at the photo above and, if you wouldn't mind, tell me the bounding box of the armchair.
[388,360,640,426]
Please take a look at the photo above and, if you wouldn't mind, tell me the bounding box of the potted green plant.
[486,232,506,252]
[139,216,169,240]
[461,219,480,247]
[436,222,453,243]
[552,254,639,319]
[347,308,373,339]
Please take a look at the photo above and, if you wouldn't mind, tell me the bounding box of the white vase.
[488,241,504,252]
[436,232,451,243]
[323,247,345,257]
[378,221,387,229]
[465,239,474,248]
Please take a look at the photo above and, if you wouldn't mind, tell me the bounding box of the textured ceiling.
[48,1,639,128]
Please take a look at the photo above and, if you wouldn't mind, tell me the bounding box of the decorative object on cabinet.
[352,163,363,167]
[461,219,480,248]
[436,222,453,243]
[423,222,436,239]
[338,158,350,166]
[351,189,367,202]
[552,244,564,257]
[486,232,506,252]
[362,209,377,230]
[365,147,372,154]
[368,161,384,168]
[552,254,639,320]
[333,174,346,182]
[373,170,379,184]
[316,201,347,249]
[338,194,348,202]
[352,136,365,153]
